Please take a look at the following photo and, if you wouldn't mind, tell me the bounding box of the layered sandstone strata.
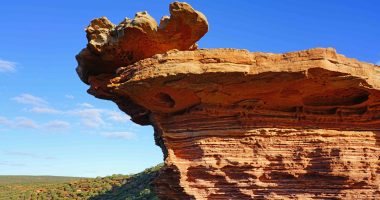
[76,2,380,200]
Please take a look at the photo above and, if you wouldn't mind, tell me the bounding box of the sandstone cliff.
[76,2,380,199]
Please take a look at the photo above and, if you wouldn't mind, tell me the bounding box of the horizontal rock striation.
[76,2,380,199]
[85,48,380,199]
[109,48,380,130]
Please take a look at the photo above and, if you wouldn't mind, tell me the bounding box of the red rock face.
[76,2,380,200]
[109,49,380,199]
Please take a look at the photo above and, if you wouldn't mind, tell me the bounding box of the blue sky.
[0,0,379,177]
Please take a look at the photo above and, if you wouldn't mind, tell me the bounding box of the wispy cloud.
[78,102,94,108]
[0,162,26,167]
[14,117,39,129]
[13,94,62,115]
[43,120,70,130]
[106,110,129,123]
[0,59,17,72]
[29,107,61,114]
[3,151,37,157]
[7,93,133,136]
[68,108,105,128]
[101,131,136,140]
[1,150,56,160]
[29,106,107,128]
[0,116,12,126]
[12,93,48,107]
[69,108,129,128]
[0,116,70,131]
[65,94,74,99]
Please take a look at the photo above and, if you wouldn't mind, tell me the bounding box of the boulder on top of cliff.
[76,2,208,84]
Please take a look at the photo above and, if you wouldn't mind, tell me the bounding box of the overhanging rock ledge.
[76,2,380,199]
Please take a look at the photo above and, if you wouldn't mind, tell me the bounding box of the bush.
[0,164,163,200]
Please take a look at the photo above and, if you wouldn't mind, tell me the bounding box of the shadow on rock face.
[154,164,196,200]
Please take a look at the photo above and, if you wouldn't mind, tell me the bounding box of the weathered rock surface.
[76,2,208,84]
[76,2,380,200]
[84,48,380,199]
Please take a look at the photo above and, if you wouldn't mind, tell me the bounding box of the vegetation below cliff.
[0,164,162,200]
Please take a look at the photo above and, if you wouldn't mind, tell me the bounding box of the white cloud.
[78,102,94,108]
[0,59,16,72]
[8,94,131,130]
[0,116,69,131]
[43,120,70,130]
[3,151,36,157]
[0,116,12,126]
[0,162,26,167]
[69,108,105,128]
[14,117,39,129]
[13,93,61,115]
[1,150,56,160]
[12,94,48,107]
[69,108,129,128]
[29,107,61,114]
[101,131,136,140]
[27,106,106,128]
[106,110,129,123]
[67,108,130,128]
[65,94,74,99]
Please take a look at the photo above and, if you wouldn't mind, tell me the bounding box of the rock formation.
[76,1,208,84]
[76,2,380,199]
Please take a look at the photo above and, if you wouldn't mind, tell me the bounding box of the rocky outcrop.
[76,2,380,200]
[76,2,208,84]
[106,48,380,199]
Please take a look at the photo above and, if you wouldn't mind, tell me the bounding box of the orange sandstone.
[76,2,208,84]
[76,2,380,199]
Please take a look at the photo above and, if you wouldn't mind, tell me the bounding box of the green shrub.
[0,164,162,200]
